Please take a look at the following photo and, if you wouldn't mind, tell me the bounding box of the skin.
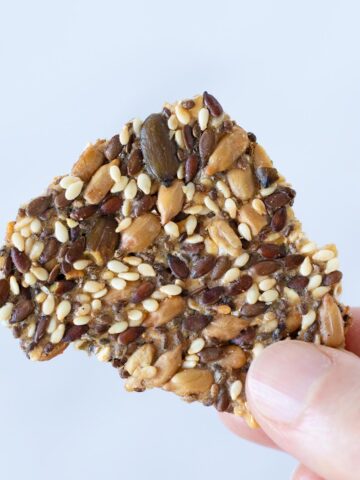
[220,308,360,480]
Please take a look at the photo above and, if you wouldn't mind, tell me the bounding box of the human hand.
[221,308,360,480]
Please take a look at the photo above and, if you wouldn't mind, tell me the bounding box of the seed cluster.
[0,92,349,423]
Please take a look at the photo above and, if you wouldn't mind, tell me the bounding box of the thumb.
[246,340,360,480]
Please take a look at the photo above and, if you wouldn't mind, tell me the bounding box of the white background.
[0,1,359,479]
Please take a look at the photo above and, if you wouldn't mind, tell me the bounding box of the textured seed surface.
[0,91,348,423]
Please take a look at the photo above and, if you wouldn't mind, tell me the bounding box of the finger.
[246,341,360,480]
[292,464,325,480]
[219,412,278,449]
[345,308,360,356]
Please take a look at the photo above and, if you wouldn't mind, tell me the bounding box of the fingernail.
[247,341,332,424]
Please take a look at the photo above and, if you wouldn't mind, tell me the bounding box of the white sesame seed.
[65,180,83,201]
[110,165,121,183]
[300,242,317,254]
[35,292,47,303]
[116,217,132,232]
[111,176,129,194]
[118,272,140,281]
[60,176,79,189]
[167,114,178,131]
[160,284,182,296]
[307,274,322,291]
[252,342,264,358]
[42,294,55,315]
[204,196,220,214]
[204,238,218,255]
[259,278,277,291]
[11,232,25,251]
[185,354,199,363]
[252,198,266,215]
[25,237,34,255]
[198,107,209,130]
[14,216,33,231]
[188,338,205,355]
[283,287,300,304]
[31,267,49,282]
[24,272,36,286]
[246,284,259,305]
[96,345,111,362]
[325,257,339,274]
[92,288,108,299]
[164,221,180,238]
[77,304,91,316]
[56,300,71,321]
[54,221,69,243]
[175,104,191,125]
[301,310,316,330]
[83,281,105,293]
[230,380,243,401]
[9,276,20,295]
[185,234,204,244]
[132,118,143,137]
[224,198,237,219]
[260,184,277,197]
[234,253,250,268]
[30,218,42,234]
[138,263,156,277]
[120,124,130,145]
[123,256,142,266]
[108,321,128,334]
[182,360,197,369]
[46,316,57,334]
[184,204,203,215]
[20,226,32,238]
[73,259,92,270]
[177,163,185,180]
[299,256,312,276]
[107,260,129,273]
[312,286,331,300]
[142,298,159,312]
[216,180,231,199]
[76,293,91,303]
[261,319,279,333]
[27,321,36,338]
[312,249,335,262]
[122,199,132,217]
[222,267,240,285]
[185,215,197,236]
[91,299,102,311]
[128,309,143,326]
[66,218,79,229]
[110,278,127,290]
[50,324,65,344]
[182,182,195,202]
[259,289,279,303]
[138,365,157,379]
[151,290,167,301]
[73,315,91,326]
[137,173,151,195]
[124,179,137,200]
[0,303,14,324]
[29,241,44,261]
[175,129,185,148]
[238,223,252,241]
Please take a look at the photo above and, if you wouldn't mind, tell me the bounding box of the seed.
[164,221,180,238]
[60,176,79,189]
[199,128,215,159]
[168,255,189,279]
[312,249,335,262]
[222,267,240,285]
[138,263,156,277]
[50,324,65,344]
[55,280,76,295]
[191,255,216,279]
[118,326,145,345]
[238,223,252,241]
[9,276,20,296]
[100,196,122,215]
[300,242,317,254]
[177,163,185,180]
[301,310,316,330]
[54,221,69,243]
[259,289,279,303]
[288,275,309,292]
[184,215,197,236]
[252,198,266,215]
[233,253,250,268]
[283,287,300,304]
[56,300,71,321]
[216,180,231,199]
[66,218,78,229]
[27,195,52,216]
[91,299,102,311]
[230,380,243,401]
[182,182,195,202]
[252,343,264,358]
[116,271,139,282]
[203,91,223,117]
[185,234,204,244]
[307,274,322,290]
[284,254,305,268]
[185,154,199,183]
[92,288,108,299]
[96,345,111,362]
[47,317,57,334]
[323,271,342,286]
[20,226,31,238]
[184,204,202,215]
[65,180,83,200]
[73,259,92,270]
[312,286,331,300]
[42,294,55,315]
[259,278,276,291]
[11,248,31,273]
[73,315,91,326]
[167,114,178,131]
[271,207,287,232]
[252,260,280,276]
[107,260,129,273]
[183,125,194,151]
[65,237,86,263]
[11,232,25,251]
[30,219,42,234]
[228,275,253,295]
[132,118,143,137]
[130,281,155,303]
[127,149,144,176]
[77,304,91,316]
[127,309,143,325]
[14,216,33,231]
[71,205,98,222]
[24,272,36,286]
[142,298,159,312]
[84,281,104,293]
[204,196,220,213]
[299,256,312,276]
[31,267,49,282]
[187,338,205,356]
[108,321,128,334]
[224,198,237,219]
[200,286,225,305]
[122,199,132,217]
[116,217,132,232]
[110,165,121,183]
[325,257,340,274]
[264,191,291,210]
[137,173,152,195]
[160,284,182,296]
[111,176,129,193]
[246,284,260,305]
[124,179,137,200]
[104,134,121,161]
[183,313,212,332]
[120,124,130,145]
[198,108,209,130]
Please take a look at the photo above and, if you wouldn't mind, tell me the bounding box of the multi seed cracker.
[0,92,350,425]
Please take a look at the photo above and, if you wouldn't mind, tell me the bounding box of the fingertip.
[292,464,325,480]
